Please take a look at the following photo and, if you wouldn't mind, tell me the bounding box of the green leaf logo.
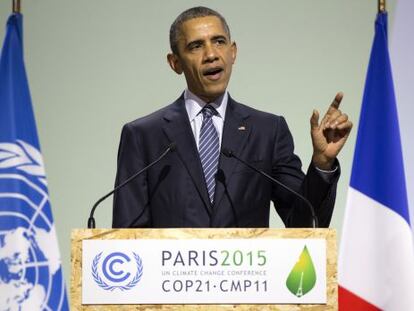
[286,246,317,297]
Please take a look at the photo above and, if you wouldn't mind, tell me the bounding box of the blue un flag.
[0,13,69,310]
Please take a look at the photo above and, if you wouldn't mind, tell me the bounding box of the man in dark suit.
[112,7,352,228]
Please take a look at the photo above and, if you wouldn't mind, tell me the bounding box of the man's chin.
[201,87,227,102]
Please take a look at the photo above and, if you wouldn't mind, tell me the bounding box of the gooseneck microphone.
[87,142,176,228]
[221,148,318,228]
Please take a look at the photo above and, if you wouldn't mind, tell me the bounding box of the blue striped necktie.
[199,105,219,204]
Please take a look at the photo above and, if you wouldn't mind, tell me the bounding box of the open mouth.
[203,67,224,80]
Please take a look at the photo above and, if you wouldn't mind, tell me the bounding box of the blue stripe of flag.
[350,13,410,225]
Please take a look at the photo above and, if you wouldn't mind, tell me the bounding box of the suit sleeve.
[271,116,340,227]
[112,123,151,228]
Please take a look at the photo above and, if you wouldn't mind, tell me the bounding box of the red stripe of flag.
[339,286,381,311]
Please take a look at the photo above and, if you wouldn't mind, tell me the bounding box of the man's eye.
[189,43,202,50]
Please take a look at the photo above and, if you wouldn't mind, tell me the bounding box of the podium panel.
[71,228,337,310]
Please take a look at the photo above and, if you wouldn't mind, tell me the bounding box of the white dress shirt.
[184,89,228,151]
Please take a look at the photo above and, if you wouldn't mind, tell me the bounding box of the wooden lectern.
[71,228,337,310]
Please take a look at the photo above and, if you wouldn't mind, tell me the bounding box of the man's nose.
[203,43,218,62]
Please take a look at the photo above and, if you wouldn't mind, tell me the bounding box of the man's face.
[168,16,237,102]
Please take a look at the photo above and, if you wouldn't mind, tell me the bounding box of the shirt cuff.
[314,165,338,183]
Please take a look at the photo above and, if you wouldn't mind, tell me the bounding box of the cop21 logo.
[92,251,144,291]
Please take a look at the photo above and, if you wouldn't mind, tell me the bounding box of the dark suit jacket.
[112,95,339,228]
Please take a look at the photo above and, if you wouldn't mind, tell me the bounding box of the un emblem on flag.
[91,251,144,291]
[0,141,68,310]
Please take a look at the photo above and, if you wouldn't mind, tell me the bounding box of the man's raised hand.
[310,92,353,170]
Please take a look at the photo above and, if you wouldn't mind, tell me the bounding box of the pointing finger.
[327,92,344,113]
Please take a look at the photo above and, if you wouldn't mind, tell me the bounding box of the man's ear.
[231,41,237,64]
[167,53,183,74]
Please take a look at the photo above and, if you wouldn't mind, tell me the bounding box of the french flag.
[338,11,414,311]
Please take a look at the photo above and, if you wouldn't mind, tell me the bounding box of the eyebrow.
[211,35,227,42]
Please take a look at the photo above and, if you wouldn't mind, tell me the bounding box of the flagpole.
[378,0,386,13]
[12,0,21,13]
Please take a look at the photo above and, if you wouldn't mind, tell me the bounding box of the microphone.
[221,148,318,228]
[216,169,239,227]
[87,142,176,228]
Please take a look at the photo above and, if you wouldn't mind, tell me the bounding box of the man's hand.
[310,92,353,170]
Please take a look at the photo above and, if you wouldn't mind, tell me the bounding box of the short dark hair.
[169,6,231,55]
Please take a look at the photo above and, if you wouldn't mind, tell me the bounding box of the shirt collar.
[184,89,228,122]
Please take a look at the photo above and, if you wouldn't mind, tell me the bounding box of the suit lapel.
[162,97,212,216]
[214,97,251,207]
